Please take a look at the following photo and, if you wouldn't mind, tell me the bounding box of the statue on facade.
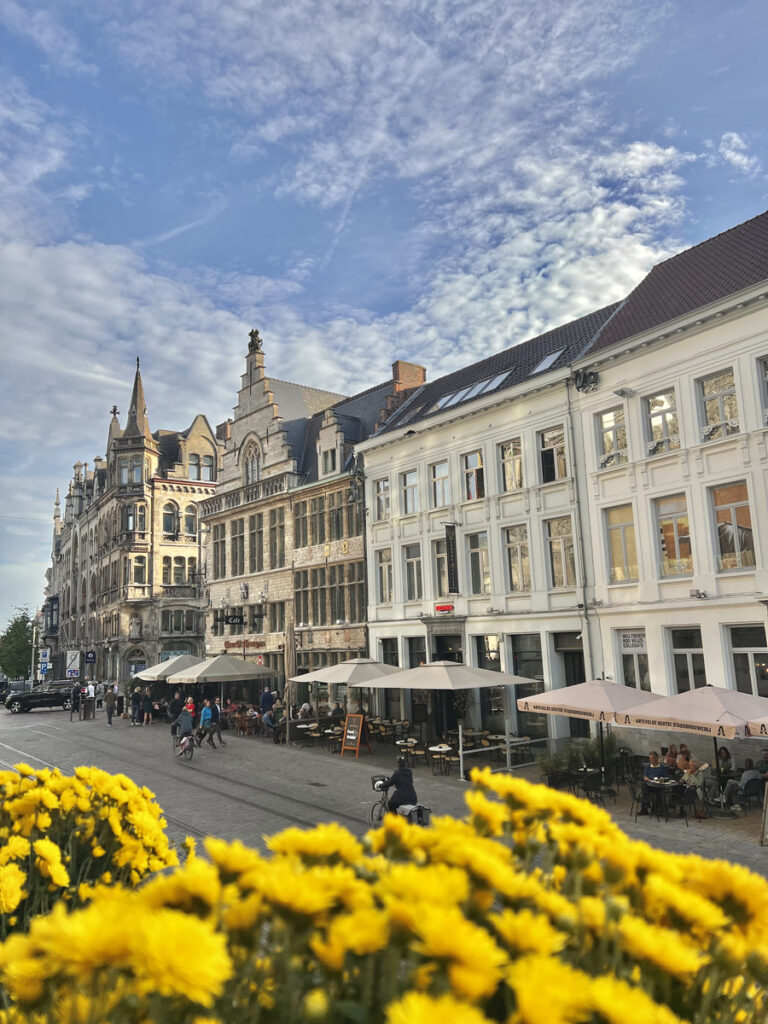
[128,615,142,639]
[248,328,263,353]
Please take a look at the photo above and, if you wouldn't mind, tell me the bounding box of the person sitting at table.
[638,751,667,816]
[299,701,313,718]
[272,692,284,711]
[721,758,762,811]
[681,759,708,818]
[664,745,678,768]
[262,707,277,736]
[676,744,694,772]
[717,746,732,773]
[330,701,344,718]
[754,749,768,775]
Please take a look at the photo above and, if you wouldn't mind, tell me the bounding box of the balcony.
[199,473,297,517]
[121,584,151,603]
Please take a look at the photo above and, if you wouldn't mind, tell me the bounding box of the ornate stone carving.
[248,328,263,353]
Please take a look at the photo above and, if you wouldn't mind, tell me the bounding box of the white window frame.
[698,367,739,441]
[669,627,707,693]
[430,460,451,508]
[403,543,423,601]
[498,438,523,491]
[504,524,530,592]
[617,629,651,691]
[546,516,576,588]
[432,538,449,598]
[711,480,755,572]
[376,548,393,603]
[539,426,567,483]
[462,451,485,501]
[644,388,679,455]
[466,531,491,595]
[730,625,768,698]
[401,469,419,516]
[597,407,628,468]
[374,478,390,521]
[655,493,692,577]
[605,504,638,583]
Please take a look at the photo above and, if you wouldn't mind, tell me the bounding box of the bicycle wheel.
[182,742,194,761]
[368,798,386,829]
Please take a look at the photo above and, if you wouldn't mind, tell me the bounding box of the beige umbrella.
[349,660,537,776]
[516,679,663,774]
[167,653,273,704]
[132,654,202,682]
[289,657,401,686]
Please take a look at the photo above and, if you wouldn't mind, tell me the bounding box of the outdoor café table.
[396,737,417,765]
[644,778,684,821]
[429,744,452,775]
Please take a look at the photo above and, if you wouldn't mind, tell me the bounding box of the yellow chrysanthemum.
[33,839,69,888]
[491,908,567,955]
[507,955,592,1024]
[385,990,492,1024]
[615,914,708,978]
[0,864,26,914]
[302,987,329,1019]
[411,905,507,1000]
[267,822,363,864]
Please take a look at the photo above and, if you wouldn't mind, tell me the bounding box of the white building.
[357,209,768,746]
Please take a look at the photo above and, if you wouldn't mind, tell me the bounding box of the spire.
[122,356,152,442]
[53,489,60,522]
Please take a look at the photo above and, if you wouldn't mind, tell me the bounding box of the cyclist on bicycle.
[379,756,417,814]
[171,704,194,754]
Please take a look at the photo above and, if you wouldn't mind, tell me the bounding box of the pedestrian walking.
[197,699,216,748]
[211,696,226,747]
[142,687,153,726]
[130,686,142,725]
[168,691,184,737]
[105,687,116,727]
[95,681,104,710]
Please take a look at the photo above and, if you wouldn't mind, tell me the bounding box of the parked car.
[4,681,75,714]
[0,679,33,704]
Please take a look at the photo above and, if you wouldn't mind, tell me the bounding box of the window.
[407,636,426,668]
[322,449,337,474]
[504,524,530,592]
[294,501,309,549]
[619,630,650,691]
[761,358,768,421]
[655,494,692,576]
[380,638,399,666]
[499,439,523,491]
[401,470,419,515]
[463,451,485,501]
[269,507,285,568]
[329,565,346,622]
[310,497,326,545]
[187,557,196,582]
[213,524,226,579]
[162,609,196,633]
[163,503,178,536]
[376,548,393,603]
[189,454,200,480]
[346,497,362,537]
[229,605,244,636]
[374,479,390,520]
[699,368,739,441]
[433,539,449,598]
[597,408,628,467]
[430,460,450,508]
[120,455,142,485]
[731,626,768,698]
[510,635,547,740]
[184,506,196,536]
[328,491,345,540]
[671,628,707,692]
[645,389,679,455]
[467,532,490,595]
[404,543,423,601]
[311,568,328,625]
[133,556,146,585]
[268,602,285,633]
[546,517,575,588]
[295,570,310,625]
[173,556,185,584]
[244,444,259,484]
[711,481,755,571]
[201,455,215,481]
[212,611,225,637]
[539,427,566,482]
[347,561,365,622]
[249,513,264,572]
[605,505,638,583]
[247,603,264,634]
[231,518,245,576]
[136,504,146,533]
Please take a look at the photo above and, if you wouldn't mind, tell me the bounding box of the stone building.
[42,360,221,685]
[199,330,425,709]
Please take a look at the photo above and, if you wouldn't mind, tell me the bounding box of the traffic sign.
[85,651,96,664]
[39,648,50,663]
[66,650,80,678]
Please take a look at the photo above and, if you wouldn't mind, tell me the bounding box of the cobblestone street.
[1,708,766,877]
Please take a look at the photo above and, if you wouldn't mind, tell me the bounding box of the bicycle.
[173,732,195,761]
[368,775,432,829]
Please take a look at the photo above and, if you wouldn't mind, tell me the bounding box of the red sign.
[435,604,454,613]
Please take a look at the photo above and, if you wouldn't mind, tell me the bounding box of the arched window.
[188,454,200,480]
[162,557,171,585]
[133,556,146,584]
[124,504,135,533]
[187,556,197,581]
[243,444,260,485]
[184,505,197,535]
[202,455,215,481]
[137,504,146,533]
[163,503,178,536]
[173,557,185,584]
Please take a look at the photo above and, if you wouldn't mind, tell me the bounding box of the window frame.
[401,469,419,516]
[539,426,567,483]
[644,388,680,456]
[730,625,768,698]
[504,523,530,592]
[654,493,693,577]
[669,627,707,693]
[403,543,423,601]
[698,367,739,441]
[432,538,449,598]
[462,450,485,502]
[376,548,393,603]
[710,480,755,572]
[374,478,390,521]
[498,438,523,491]
[596,406,628,468]
[546,516,576,589]
[604,504,639,584]
[466,531,491,595]
[430,460,451,508]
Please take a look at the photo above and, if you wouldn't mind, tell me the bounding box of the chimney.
[392,360,426,393]
[216,419,232,442]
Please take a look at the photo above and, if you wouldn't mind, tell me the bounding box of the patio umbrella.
[516,680,663,774]
[620,684,768,809]
[167,653,273,703]
[349,660,537,777]
[132,654,202,682]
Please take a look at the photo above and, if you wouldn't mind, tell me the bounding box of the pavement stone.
[0,709,765,877]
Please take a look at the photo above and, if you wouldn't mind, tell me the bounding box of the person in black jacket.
[168,691,184,736]
[381,756,417,814]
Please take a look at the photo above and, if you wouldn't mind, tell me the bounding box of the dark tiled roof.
[379,303,619,434]
[591,209,768,353]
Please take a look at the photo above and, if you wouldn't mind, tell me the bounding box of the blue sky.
[1,0,767,630]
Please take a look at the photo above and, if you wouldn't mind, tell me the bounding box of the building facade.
[42,361,221,685]
[199,330,425,708]
[357,210,768,743]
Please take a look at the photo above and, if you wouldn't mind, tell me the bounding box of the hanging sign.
[340,713,370,759]
[445,524,459,594]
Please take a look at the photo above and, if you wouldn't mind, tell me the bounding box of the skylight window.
[531,350,563,374]
[442,385,474,409]
[429,371,511,414]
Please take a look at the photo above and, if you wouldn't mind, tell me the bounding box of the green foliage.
[537,730,620,776]
[0,608,33,680]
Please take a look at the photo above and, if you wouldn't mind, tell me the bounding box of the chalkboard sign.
[341,713,370,758]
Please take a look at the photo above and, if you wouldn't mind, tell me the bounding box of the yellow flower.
[590,976,687,1024]
[33,839,69,888]
[386,990,493,1024]
[615,915,708,978]
[0,836,30,865]
[491,908,567,955]
[310,908,390,969]
[0,864,26,913]
[507,955,592,1024]
[267,822,363,864]
[412,905,507,1000]
[303,988,329,1019]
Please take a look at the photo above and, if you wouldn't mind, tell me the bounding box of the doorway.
[433,634,463,662]
[564,650,588,737]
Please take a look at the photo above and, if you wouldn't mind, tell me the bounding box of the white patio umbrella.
[132,654,202,682]
[620,684,768,806]
[287,658,402,741]
[516,680,663,773]
[349,660,537,777]
[167,653,273,703]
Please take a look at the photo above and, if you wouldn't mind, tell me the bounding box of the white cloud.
[0,0,96,76]
[718,131,762,177]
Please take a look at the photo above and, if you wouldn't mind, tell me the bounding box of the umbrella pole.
[599,721,605,779]
[459,722,464,783]
[503,686,512,770]
[713,736,725,808]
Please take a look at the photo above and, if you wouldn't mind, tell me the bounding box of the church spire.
[122,356,152,442]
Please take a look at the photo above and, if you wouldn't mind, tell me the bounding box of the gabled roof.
[270,379,346,419]
[590,209,768,354]
[378,303,619,434]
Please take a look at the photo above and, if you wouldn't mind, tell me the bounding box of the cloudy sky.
[1,0,767,630]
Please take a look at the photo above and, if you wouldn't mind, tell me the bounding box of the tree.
[0,608,34,679]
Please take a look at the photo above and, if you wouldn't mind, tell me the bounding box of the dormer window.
[189,454,200,480]
[243,444,259,485]
[202,454,215,481]
[322,449,337,475]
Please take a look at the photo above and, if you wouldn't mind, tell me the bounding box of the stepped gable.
[380,302,619,434]
[590,209,768,354]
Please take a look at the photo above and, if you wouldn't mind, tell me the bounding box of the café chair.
[743,778,764,811]
[666,784,697,826]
